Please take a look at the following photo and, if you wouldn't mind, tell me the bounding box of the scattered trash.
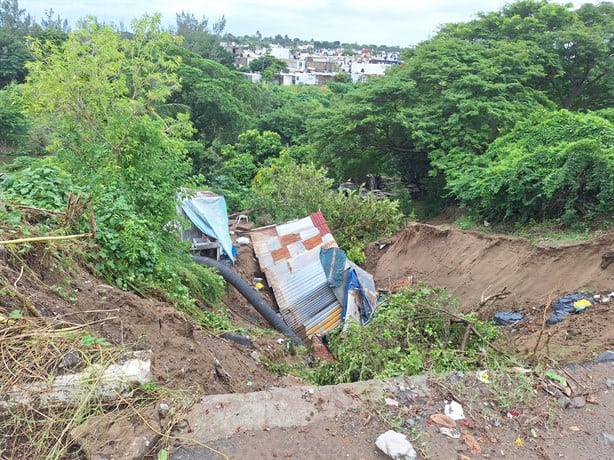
[545,370,567,387]
[515,436,524,447]
[463,433,481,455]
[430,413,456,428]
[444,400,465,420]
[439,427,461,439]
[246,380,253,387]
[506,409,520,418]
[547,293,592,324]
[603,433,614,446]
[254,282,264,291]
[530,428,538,438]
[605,378,614,390]
[569,426,580,432]
[492,419,502,427]
[493,311,524,326]
[476,370,490,383]
[596,350,614,362]
[385,398,400,408]
[375,430,417,460]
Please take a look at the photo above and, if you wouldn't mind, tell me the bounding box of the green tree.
[443,0,614,111]
[21,15,195,287]
[175,11,233,67]
[0,29,29,86]
[0,86,28,146]
[249,54,288,82]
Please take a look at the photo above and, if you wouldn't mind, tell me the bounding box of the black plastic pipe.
[192,256,302,345]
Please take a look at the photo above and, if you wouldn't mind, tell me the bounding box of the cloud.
[19,0,596,46]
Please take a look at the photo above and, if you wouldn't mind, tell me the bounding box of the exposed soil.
[1,218,613,459]
[365,222,614,363]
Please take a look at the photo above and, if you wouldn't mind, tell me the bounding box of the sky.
[17,0,596,47]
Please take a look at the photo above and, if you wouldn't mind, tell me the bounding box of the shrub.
[313,286,500,385]
[448,110,614,223]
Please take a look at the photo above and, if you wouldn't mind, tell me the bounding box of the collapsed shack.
[250,211,378,342]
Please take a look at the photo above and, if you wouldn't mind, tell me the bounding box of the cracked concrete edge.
[180,375,430,444]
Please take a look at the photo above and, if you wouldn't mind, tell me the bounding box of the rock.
[557,396,571,409]
[439,427,461,439]
[71,406,160,460]
[596,351,614,362]
[570,396,586,409]
[158,402,170,419]
[605,378,614,390]
[603,433,614,446]
[375,430,417,460]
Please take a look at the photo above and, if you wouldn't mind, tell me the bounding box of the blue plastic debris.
[493,311,524,326]
[597,351,614,362]
[547,293,592,325]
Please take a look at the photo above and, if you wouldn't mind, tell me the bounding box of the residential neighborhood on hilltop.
[222,42,403,85]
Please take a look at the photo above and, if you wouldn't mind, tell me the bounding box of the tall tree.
[22,14,192,225]
[175,11,233,67]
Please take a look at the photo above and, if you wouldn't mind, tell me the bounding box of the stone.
[375,430,418,460]
[557,396,571,409]
[570,396,586,409]
[444,400,465,420]
[596,351,614,362]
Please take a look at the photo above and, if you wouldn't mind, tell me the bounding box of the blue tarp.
[547,293,591,324]
[342,268,375,324]
[181,194,235,263]
[320,247,347,289]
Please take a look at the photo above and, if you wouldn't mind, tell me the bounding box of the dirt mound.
[367,223,613,308]
[0,244,290,396]
[365,222,614,361]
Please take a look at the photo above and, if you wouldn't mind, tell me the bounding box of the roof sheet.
[251,211,343,339]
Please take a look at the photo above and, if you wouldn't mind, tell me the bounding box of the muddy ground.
[1,219,612,459]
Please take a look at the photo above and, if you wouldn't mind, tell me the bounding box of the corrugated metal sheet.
[251,212,342,340]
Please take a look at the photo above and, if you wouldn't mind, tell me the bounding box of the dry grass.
[0,314,126,459]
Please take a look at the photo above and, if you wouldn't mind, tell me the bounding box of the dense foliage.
[0,0,612,330]
[449,110,614,223]
[2,15,225,310]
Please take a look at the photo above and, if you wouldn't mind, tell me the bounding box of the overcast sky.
[18,0,596,47]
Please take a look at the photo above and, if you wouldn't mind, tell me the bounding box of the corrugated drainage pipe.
[192,256,302,345]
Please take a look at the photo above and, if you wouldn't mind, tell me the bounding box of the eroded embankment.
[367,223,613,311]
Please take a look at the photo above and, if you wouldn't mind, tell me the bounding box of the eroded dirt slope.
[367,223,613,310]
[365,222,614,362]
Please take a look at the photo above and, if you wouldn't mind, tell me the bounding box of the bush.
[448,110,614,223]
[313,286,500,385]
[252,157,405,256]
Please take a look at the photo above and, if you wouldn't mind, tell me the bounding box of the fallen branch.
[476,286,510,310]
[0,233,93,245]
